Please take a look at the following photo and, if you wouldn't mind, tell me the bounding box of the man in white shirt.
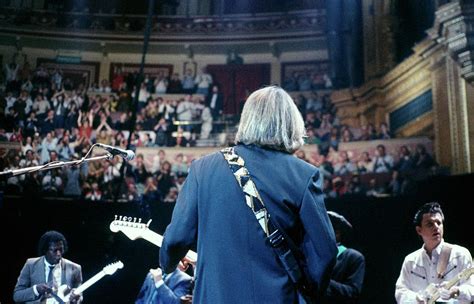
[372,144,394,173]
[194,68,212,96]
[176,95,195,132]
[395,202,474,303]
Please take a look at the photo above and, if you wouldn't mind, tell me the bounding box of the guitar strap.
[437,243,452,279]
[221,147,315,304]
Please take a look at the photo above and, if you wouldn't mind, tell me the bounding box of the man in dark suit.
[206,84,223,121]
[135,267,193,304]
[160,86,337,303]
[323,211,365,304]
[13,230,82,303]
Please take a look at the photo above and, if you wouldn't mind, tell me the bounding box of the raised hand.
[149,267,163,283]
[178,256,196,272]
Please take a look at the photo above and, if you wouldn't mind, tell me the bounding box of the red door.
[207,64,270,115]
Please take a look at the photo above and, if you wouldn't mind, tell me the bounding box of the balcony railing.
[0,8,326,37]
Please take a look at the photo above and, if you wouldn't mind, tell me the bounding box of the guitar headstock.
[109,215,152,241]
[103,260,124,276]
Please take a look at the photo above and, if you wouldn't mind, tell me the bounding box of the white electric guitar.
[109,215,198,262]
[51,261,124,304]
[424,267,474,304]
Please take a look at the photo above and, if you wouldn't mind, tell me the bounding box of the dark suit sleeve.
[160,163,199,274]
[299,169,337,295]
[135,273,155,304]
[326,251,365,300]
[155,275,192,304]
[13,260,38,303]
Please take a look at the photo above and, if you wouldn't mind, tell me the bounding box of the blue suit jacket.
[135,269,193,304]
[160,144,337,304]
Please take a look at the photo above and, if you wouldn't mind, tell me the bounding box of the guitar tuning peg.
[133,217,137,222]
[114,215,117,220]
[138,218,142,223]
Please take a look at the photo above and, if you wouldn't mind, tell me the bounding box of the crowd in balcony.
[0,56,442,206]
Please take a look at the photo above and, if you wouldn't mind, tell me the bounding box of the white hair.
[235,86,306,153]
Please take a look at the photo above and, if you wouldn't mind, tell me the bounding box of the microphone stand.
[0,144,113,179]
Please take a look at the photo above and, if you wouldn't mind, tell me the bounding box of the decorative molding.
[428,1,474,84]
[446,56,461,172]
[458,76,471,172]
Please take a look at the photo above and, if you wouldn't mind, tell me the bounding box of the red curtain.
[207,64,270,115]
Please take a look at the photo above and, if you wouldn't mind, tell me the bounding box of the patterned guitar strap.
[437,243,452,279]
[221,147,315,303]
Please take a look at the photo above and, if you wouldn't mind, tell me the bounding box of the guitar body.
[423,267,474,303]
[46,261,124,304]
[56,284,73,303]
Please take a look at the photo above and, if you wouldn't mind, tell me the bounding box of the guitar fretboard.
[142,229,198,261]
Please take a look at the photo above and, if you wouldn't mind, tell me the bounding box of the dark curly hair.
[413,202,444,227]
[37,230,68,256]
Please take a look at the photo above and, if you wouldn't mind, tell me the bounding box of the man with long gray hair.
[160,86,337,303]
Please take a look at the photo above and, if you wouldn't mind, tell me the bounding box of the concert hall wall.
[1,173,472,303]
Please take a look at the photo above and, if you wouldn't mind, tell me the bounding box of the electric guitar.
[50,261,124,304]
[424,267,474,304]
[109,215,198,262]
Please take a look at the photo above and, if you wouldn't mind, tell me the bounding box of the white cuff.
[154,279,165,289]
[457,285,472,301]
[33,285,39,297]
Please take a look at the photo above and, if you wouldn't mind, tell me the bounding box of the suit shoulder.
[173,269,193,283]
[191,151,224,169]
[345,248,365,260]
[24,257,42,267]
[293,155,319,174]
[62,258,81,270]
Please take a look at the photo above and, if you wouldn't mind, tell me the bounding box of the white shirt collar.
[44,257,61,268]
[422,239,444,260]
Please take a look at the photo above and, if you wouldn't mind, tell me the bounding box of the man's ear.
[415,226,422,237]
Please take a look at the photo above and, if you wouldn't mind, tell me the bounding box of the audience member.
[323,211,365,304]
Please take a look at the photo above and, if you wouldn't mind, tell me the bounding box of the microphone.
[96,143,135,161]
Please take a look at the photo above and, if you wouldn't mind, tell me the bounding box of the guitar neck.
[142,229,164,247]
[75,271,106,294]
[445,275,460,290]
[142,229,198,261]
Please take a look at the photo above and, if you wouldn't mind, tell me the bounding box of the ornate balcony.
[0,8,327,54]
